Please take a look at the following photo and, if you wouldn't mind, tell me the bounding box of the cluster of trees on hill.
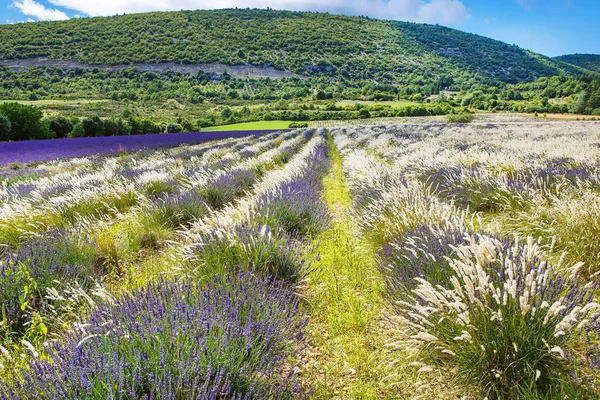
[554,54,600,73]
[0,9,585,86]
[6,65,597,112]
[0,65,473,106]
[454,75,600,115]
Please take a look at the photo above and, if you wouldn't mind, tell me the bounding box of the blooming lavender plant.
[256,178,330,239]
[199,169,257,210]
[0,230,96,337]
[2,270,307,399]
[382,223,471,303]
[187,223,309,285]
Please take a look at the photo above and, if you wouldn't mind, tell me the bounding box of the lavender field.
[0,130,280,166]
[2,121,600,399]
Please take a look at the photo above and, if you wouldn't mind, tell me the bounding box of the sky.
[0,0,597,57]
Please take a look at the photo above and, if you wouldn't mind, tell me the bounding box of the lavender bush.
[187,223,308,285]
[0,231,96,338]
[255,144,330,238]
[256,179,330,239]
[2,270,307,399]
[199,169,257,210]
[382,223,470,302]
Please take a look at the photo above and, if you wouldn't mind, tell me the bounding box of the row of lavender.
[1,129,331,398]
[333,122,600,398]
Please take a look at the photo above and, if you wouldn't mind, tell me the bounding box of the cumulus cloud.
[46,0,469,24]
[11,0,69,21]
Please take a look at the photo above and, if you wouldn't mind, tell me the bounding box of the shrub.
[102,118,120,136]
[257,178,330,238]
[70,122,85,138]
[271,148,294,166]
[382,224,469,299]
[181,119,195,132]
[425,165,532,213]
[359,109,371,118]
[149,190,208,229]
[393,235,598,398]
[198,169,257,210]
[165,122,183,133]
[144,179,177,197]
[81,116,104,137]
[140,118,160,134]
[446,113,475,123]
[288,122,309,128]
[0,231,97,338]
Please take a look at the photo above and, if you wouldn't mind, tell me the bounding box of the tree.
[570,90,588,114]
[128,117,142,135]
[0,114,11,141]
[81,116,105,137]
[45,115,73,139]
[221,107,233,120]
[587,80,600,110]
[0,102,51,141]
[181,119,195,132]
[103,119,120,136]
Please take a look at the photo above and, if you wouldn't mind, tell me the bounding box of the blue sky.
[1,0,597,57]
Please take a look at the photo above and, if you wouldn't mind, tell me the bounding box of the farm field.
[201,120,294,131]
[2,120,600,399]
[0,130,278,166]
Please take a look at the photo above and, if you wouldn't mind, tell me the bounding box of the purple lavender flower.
[0,230,96,335]
[3,270,307,399]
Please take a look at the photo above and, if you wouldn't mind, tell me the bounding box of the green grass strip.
[200,120,293,131]
[301,132,399,398]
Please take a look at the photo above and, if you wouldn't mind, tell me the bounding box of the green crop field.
[201,120,294,131]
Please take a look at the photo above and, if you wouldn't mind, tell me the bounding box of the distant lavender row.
[0,130,283,165]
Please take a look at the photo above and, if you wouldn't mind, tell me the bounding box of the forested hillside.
[555,54,600,73]
[0,8,587,87]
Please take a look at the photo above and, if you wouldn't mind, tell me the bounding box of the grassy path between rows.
[301,133,400,398]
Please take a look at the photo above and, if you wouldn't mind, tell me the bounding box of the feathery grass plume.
[393,235,599,398]
[2,270,307,399]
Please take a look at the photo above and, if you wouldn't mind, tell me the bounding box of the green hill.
[554,54,600,73]
[0,8,586,87]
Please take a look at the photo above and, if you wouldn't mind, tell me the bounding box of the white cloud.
[12,0,69,21]
[46,0,469,24]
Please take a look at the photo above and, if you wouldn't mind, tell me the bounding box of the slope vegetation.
[0,8,585,85]
[555,54,600,73]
